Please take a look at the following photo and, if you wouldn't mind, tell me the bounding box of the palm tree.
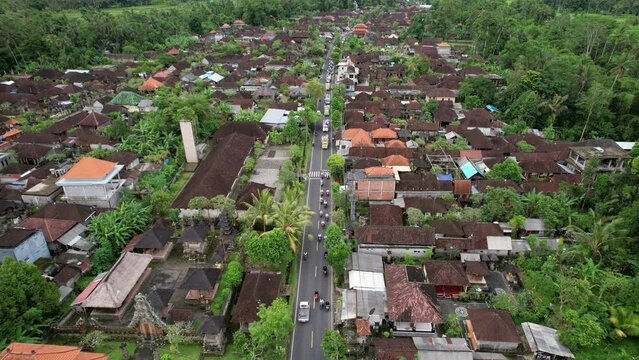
[273,198,314,253]
[610,306,639,338]
[566,210,626,261]
[521,189,543,217]
[538,94,567,127]
[244,189,275,232]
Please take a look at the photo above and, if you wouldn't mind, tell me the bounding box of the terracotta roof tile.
[370,205,403,226]
[385,264,442,324]
[374,338,417,360]
[467,309,522,345]
[364,166,394,177]
[18,218,77,242]
[232,271,281,324]
[0,342,107,360]
[381,154,410,167]
[62,157,117,180]
[423,260,470,287]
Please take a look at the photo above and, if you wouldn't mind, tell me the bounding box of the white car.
[298,301,310,323]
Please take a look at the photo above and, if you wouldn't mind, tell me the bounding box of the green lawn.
[207,343,244,360]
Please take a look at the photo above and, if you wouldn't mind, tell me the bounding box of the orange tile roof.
[370,128,398,139]
[0,343,108,360]
[381,154,410,167]
[341,128,368,140]
[2,128,21,138]
[364,166,395,177]
[62,157,117,180]
[351,131,374,147]
[138,77,163,91]
[385,139,406,148]
[4,118,21,126]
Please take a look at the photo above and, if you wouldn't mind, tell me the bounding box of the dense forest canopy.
[404,0,639,141]
[0,0,152,12]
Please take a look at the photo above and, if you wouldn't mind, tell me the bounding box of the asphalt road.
[289,36,337,360]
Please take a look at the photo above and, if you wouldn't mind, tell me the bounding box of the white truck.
[298,301,310,323]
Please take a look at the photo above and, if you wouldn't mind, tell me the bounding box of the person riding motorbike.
[303,251,308,260]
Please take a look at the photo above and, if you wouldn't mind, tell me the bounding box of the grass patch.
[205,342,244,360]
[288,257,299,309]
[169,172,192,198]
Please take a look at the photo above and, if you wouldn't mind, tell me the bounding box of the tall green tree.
[321,330,347,360]
[249,298,294,360]
[486,158,523,183]
[326,154,345,180]
[0,258,60,344]
[246,228,293,268]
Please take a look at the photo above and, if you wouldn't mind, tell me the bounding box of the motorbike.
[321,221,326,228]
[325,190,330,197]
[303,252,308,261]
[323,266,328,276]
[317,234,323,242]
[325,301,331,311]
[314,291,319,302]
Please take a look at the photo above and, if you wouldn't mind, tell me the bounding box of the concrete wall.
[1,231,51,263]
[477,340,519,352]
[180,121,198,163]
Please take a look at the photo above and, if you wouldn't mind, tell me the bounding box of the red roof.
[166,48,179,55]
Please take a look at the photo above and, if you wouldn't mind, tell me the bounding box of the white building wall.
[180,121,199,164]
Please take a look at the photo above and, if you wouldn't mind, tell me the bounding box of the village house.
[56,157,126,208]
[465,308,523,352]
[567,139,630,173]
[232,271,281,331]
[423,260,470,297]
[384,264,442,335]
[0,228,50,264]
[73,252,153,321]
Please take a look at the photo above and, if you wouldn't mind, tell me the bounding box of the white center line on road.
[310,330,314,349]
[314,265,317,278]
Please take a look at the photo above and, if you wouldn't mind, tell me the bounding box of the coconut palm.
[273,198,314,253]
[566,210,626,261]
[244,189,275,232]
[521,189,543,217]
[538,94,567,127]
[609,306,639,338]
